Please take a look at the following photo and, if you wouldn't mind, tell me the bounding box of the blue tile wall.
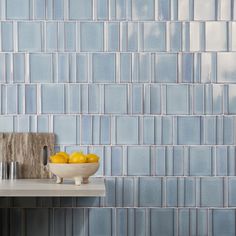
[1,0,236,235]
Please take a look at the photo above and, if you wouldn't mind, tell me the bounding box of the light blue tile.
[17,85,24,114]
[217,53,236,83]
[201,178,223,207]
[105,85,127,114]
[182,54,193,82]
[139,177,162,207]
[170,22,182,52]
[201,53,216,83]
[15,116,29,132]
[53,116,76,145]
[194,0,215,20]
[120,53,131,82]
[213,210,235,236]
[178,117,201,145]
[155,54,177,82]
[97,0,108,19]
[135,209,146,236]
[143,117,154,144]
[166,147,173,175]
[6,0,29,19]
[46,0,53,19]
[13,54,25,82]
[107,23,119,51]
[189,22,204,51]
[123,177,134,206]
[166,85,189,115]
[104,178,116,207]
[155,147,166,175]
[204,116,216,144]
[1,22,13,51]
[189,147,212,176]
[178,0,192,20]
[228,146,235,175]
[0,55,5,83]
[223,116,234,144]
[178,209,189,236]
[229,178,236,206]
[193,85,204,114]
[184,177,196,206]
[41,84,64,114]
[64,22,76,51]
[111,146,122,175]
[173,146,184,176]
[101,116,110,145]
[228,85,236,114]
[166,177,177,206]
[206,22,227,51]
[81,84,88,113]
[116,117,138,145]
[92,116,100,144]
[53,0,64,19]
[138,53,151,82]
[68,84,81,113]
[80,22,103,52]
[205,85,213,114]
[76,54,88,82]
[93,53,115,83]
[212,85,223,114]
[132,0,154,20]
[116,209,127,236]
[81,115,92,145]
[18,22,42,52]
[46,22,58,51]
[197,209,208,236]
[150,85,161,114]
[151,209,174,236]
[57,54,69,83]
[25,85,37,114]
[34,0,45,19]
[37,116,49,132]
[127,147,150,175]
[132,84,143,114]
[30,54,52,82]
[69,0,92,20]
[6,85,17,114]
[158,0,170,20]
[127,22,138,51]
[216,147,228,176]
[220,0,231,20]
[89,84,100,113]
[0,116,13,132]
[162,116,173,145]
[143,22,166,51]
[115,0,126,20]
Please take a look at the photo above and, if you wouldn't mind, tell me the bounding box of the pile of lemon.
[50,152,99,164]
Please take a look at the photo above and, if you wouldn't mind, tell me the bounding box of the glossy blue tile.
[81,116,92,145]
[132,0,154,20]
[166,177,177,206]
[0,55,5,83]
[34,0,45,19]
[69,0,92,20]
[13,54,25,82]
[64,22,76,51]
[206,22,227,51]
[178,117,201,145]
[107,22,119,51]
[173,146,184,175]
[213,210,235,236]
[194,0,215,20]
[166,85,189,114]
[170,22,182,52]
[150,209,174,236]
[127,22,138,52]
[100,116,110,145]
[178,209,189,236]
[53,0,64,19]
[123,177,135,207]
[216,146,228,176]
[116,117,138,145]
[6,85,17,114]
[57,54,69,83]
[30,54,52,82]
[6,0,29,19]
[80,23,103,52]
[53,116,76,144]
[228,146,235,175]
[184,177,196,206]
[127,147,150,175]
[155,147,166,175]
[193,85,204,114]
[139,177,162,207]
[88,84,100,113]
[201,53,217,83]
[46,22,58,51]
[111,146,122,176]
[217,53,236,83]
[41,84,64,114]
[201,178,224,207]
[132,84,143,114]
[204,116,216,144]
[212,85,223,114]
[25,85,37,114]
[178,0,192,20]
[143,117,154,144]
[37,116,49,132]
[1,22,13,51]
[93,53,115,83]
[228,85,236,113]
[120,53,131,82]
[223,116,234,144]
[105,85,127,114]
[104,178,116,207]
[97,0,108,19]
[135,209,146,236]
[158,0,170,20]
[189,22,204,51]
[18,22,42,52]
[162,116,173,144]
[143,22,166,51]
[189,147,212,176]
[228,178,236,206]
[67,84,81,113]
[149,85,161,114]
[182,54,193,82]
[155,54,177,82]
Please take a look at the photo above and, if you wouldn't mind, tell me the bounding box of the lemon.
[86,153,100,163]
[69,152,87,163]
[56,152,69,162]
[50,155,68,163]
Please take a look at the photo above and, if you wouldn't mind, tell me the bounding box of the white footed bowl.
[48,163,99,185]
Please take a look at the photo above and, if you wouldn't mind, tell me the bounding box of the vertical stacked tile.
[1,0,236,235]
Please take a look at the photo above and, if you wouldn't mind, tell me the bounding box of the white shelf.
[0,178,105,197]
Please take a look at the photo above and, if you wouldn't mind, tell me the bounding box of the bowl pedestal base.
[56,176,89,185]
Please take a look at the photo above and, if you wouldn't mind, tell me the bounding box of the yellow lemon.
[69,152,87,163]
[86,153,100,163]
[50,155,67,163]
[56,152,69,162]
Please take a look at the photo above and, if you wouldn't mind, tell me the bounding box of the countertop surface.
[0,178,105,197]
